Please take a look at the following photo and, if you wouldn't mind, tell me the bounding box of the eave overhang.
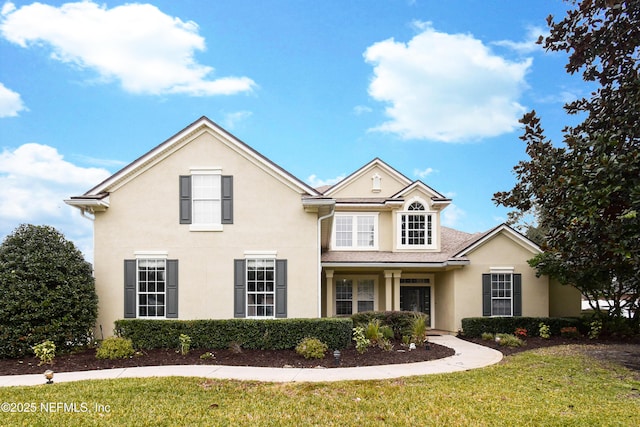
[321,259,469,269]
[64,195,110,213]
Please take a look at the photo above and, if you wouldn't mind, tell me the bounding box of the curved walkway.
[0,336,502,387]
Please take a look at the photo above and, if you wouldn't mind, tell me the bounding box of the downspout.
[317,205,335,318]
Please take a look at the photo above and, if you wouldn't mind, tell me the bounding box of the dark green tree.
[0,224,98,358]
[494,0,640,332]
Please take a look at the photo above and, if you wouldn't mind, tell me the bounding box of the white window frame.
[134,251,169,319]
[331,213,379,250]
[190,167,223,232]
[334,276,378,316]
[396,198,436,250]
[245,251,277,319]
[490,269,514,317]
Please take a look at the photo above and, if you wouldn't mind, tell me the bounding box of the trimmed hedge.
[352,311,428,339]
[461,317,581,338]
[113,318,352,350]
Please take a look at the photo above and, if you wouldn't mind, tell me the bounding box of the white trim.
[396,197,437,250]
[134,251,168,259]
[189,224,224,232]
[190,167,222,175]
[324,158,411,196]
[331,212,379,250]
[244,250,278,259]
[333,275,379,316]
[490,266,515,273]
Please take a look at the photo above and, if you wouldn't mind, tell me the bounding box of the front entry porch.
[324,269,436,327]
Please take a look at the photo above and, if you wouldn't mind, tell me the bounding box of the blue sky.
[0,0,589,261]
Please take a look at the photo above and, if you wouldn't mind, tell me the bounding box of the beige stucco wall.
[93,130,319,336]
[452,232,550,333]
[549,279,582,317]
[328,164,408,199]
[434,271,456,332]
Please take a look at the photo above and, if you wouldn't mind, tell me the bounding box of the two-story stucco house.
[66,116,581,335]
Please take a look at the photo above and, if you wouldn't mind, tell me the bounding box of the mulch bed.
[0,340,454,376]
[3,335,639,376]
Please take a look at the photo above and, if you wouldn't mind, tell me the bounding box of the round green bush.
[295,337,328,359]
[0,224,98,358]
[96,337,135,360]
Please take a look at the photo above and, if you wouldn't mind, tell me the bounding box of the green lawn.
[1,347,638,426]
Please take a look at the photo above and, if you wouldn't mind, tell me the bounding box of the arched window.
[399,200,432,247]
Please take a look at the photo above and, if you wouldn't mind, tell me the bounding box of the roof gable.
[454,224,541,257]
[82,116,319,196]
[323,158,412,198]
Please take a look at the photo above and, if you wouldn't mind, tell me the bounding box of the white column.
[325,270,334,317]
[384,270,394,311]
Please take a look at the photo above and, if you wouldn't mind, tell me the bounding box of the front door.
[400,286,431,327]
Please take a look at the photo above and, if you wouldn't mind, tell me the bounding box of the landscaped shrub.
[295,337,328,359]
[179,334,191,355]
[495,333,525,348]
[0,224,98,358]
[410,314,428,345]
[32,340,56,366]
[352,326,370,354]
[114,318,352,350]
[560,326,581,339]
[96,337,135,360]
[352,311,428,339]
[461,317,581,338]
[539,323,551,339]
[481,332,494,341]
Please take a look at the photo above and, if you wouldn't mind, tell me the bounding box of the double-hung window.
[246,258,275,318]
[398,202,434,249]
[482,271,522,317]
[137,258,166,317]
[490,273,512,316]
[335,278,376,315]
[333,213,378,250]
[180,169,233,231]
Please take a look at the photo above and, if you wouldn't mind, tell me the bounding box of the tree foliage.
[0,224,98,358]
[494,0,640,331]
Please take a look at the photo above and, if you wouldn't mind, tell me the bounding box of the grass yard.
[1,347,638,426]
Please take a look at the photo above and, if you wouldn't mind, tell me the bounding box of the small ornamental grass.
[295,337,328,359]
[96,337,135,360]
[495,333,525,348]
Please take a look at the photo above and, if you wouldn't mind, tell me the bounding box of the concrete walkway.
[0,336,502,387]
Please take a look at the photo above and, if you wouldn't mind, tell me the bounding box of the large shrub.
[461,317,581,338]
[0,224,98,358]
[114,318,353,350]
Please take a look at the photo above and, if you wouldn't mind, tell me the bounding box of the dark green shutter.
[482,274,491,317]
[179,175,192,224]
[234,259,246,318]
[221,175,233,224]
[166,260,179,318]
[275,259,287,318]
[513,274,522,316]
[124,260,137,318]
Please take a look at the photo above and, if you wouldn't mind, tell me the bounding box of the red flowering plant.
[514,328,528,338]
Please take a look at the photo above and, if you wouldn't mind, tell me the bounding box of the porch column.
[393,270,402,311]
[325,270,334,317]
[383,270,394,311]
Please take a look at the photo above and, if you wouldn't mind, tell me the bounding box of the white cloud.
[364,22,531,142]
[222,110,253,130]
[0,1,256,96]
[493,26,548,54]
[441,203,466,228]
[0,143,111,261]
[0,82,26,117]
[307,174,346,189]
[413,167,435,179]
[353,105,373,115]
